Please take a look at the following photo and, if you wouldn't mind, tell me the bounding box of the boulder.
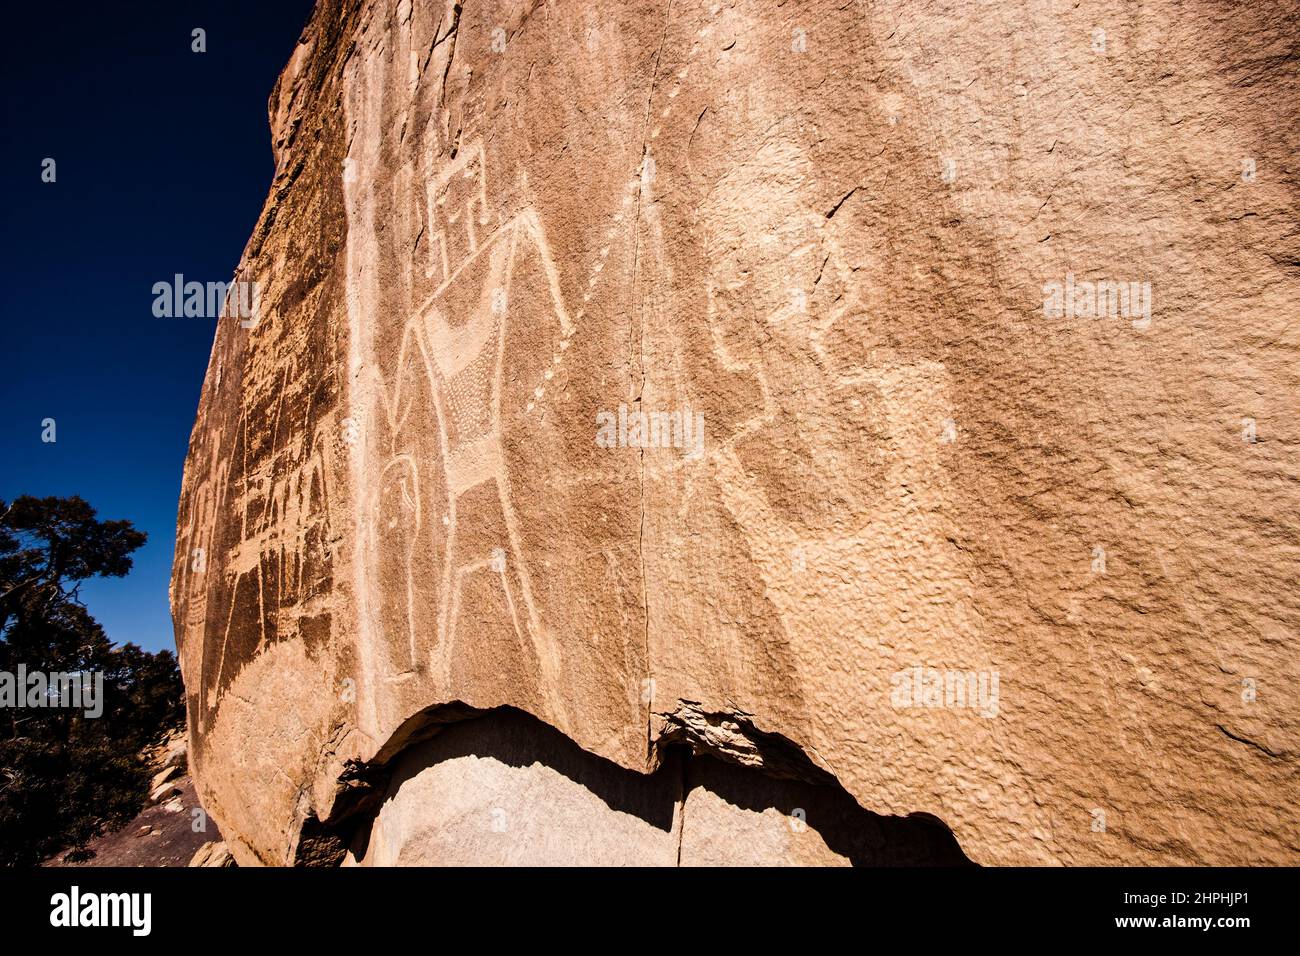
[163,737,189,772]
[149,764,182,791]
[188,842,236,868]
[171,0,1300,865]
[149,782,182,805]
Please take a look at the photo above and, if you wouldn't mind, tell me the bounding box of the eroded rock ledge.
[341,707,973,866]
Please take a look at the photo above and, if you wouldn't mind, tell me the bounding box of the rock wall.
[171,0,1300,865]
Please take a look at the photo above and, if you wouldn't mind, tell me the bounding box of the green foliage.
[0,496,183,867]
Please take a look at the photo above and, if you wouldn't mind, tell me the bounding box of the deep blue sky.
[2,1,316,653]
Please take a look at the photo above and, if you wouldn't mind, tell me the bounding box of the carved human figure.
[359,140,572,720]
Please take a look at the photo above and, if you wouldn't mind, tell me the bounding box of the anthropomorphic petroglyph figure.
[690,128,988,703]
[351,135,572,723]
[419,143,568,697]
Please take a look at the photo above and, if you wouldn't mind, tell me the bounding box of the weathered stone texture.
[172,0,1300,865]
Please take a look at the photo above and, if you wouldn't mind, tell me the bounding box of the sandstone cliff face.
[171,0,1300,866]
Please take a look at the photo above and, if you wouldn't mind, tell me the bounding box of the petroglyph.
[344,31,576,728]
[173,0,1300,867]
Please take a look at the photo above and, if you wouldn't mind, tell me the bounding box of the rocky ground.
[43,727,233,868]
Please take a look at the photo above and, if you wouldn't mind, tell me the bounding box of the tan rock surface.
[172,0,1300,865]
[188,841,237,868]
[150,764,183,791]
